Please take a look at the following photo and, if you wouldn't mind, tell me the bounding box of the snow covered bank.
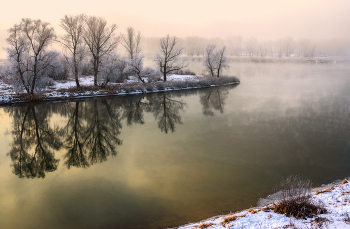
[178,179,350,229]
[0,74,239,106]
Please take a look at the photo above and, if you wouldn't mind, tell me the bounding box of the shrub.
[123,86,133,93]
[132,84,144,92]
[156,82,165,90]
[271,175,327,219]
[173,80,186,89]
[198,78,211,87]
[186,80,199,88]
[145,83,154,91]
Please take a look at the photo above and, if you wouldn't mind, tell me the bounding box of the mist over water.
[0,62,350,228]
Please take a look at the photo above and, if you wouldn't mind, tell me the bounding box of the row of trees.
[4,15,231,95]
[6,86,231,178]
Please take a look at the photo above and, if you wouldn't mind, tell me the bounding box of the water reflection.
[5,86,235,177]
[200,87,229,116]
[149,93,186,134]
[6,105,62,178]
[62,100,123,169]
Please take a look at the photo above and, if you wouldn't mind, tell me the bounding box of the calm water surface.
[1,62,350,229]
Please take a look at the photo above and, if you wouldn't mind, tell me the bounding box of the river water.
[1,62,350,229]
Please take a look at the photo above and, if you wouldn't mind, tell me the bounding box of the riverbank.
[0,74,239,106]
[178,179,350,229]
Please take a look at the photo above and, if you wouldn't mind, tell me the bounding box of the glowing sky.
[1,0,350,58]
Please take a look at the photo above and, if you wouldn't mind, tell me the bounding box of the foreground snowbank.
[178,180,350,229]
[0,74,239,105]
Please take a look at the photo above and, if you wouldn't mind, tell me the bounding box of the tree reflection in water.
[5,86,234,177]
[148,93,186,134]
[63,99,123,168]
[200,87,229,116]
[121,95,149,126]
[6,104,62,178]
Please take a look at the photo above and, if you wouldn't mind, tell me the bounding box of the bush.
[271,175,327,219]
[186,80,199,88]
[123,86,133,93]
[143,68,162,83]
[156,82,165,90]
[145,83,155,91]
[198,78,211,87]
[132,84,144,92]
[173,80,187,89]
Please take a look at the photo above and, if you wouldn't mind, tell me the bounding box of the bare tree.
[120,27,142,60]
[59,14,86,88]
[203,44,217,77]
[203,44,229,77]
[6,19,56,95]
[155,35,186,81]
[215,46,229,77]
[83,16,119,86]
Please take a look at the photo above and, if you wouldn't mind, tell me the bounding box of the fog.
[1,0,350,58]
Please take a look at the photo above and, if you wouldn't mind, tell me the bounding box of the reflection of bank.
[6,85,236,178]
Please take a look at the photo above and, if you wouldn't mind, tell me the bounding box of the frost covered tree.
[99,54,127,85]
[120,27,142,60]
[83,16,119,86]
[59,14,86,88]
[155,35,186,81]
[203,44,229,77]
[6,18,57,94]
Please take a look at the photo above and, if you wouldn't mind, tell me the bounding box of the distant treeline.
[142,36,350,58]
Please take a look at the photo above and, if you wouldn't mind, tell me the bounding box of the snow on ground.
[167,74,202,82]
[52,76,95,90]
[178,180,350,229]
[52,75,201,90]
[0,74,218,104]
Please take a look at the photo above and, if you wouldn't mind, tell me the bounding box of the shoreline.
[177,178,350,229]
[0,75,240,106]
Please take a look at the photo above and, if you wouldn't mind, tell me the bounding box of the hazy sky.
[1,0,350,58]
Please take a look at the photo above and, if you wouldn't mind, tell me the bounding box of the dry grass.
[342,179,348,185]
[315,186,335,195]
[272,175,327,219]
[195,222,215,229]
[220,214,238,226]
[247,207,259,214]
[272,197,327,219]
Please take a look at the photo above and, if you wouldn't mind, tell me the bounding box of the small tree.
[203,44,229,77]
[6,19,56,95]
[59,14,86,88]
[83,16,119,86]
[155,35,186,81]
[120,27,141,60]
